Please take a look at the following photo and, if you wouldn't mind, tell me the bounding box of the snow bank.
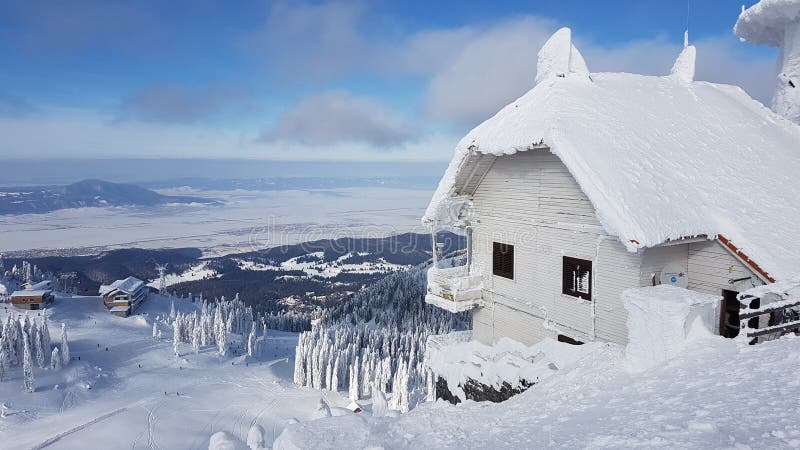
[209,431,247,450]
[275,336,800,449]
[425,331,596,401]
[424,27,800,281]
[623,285,719,372]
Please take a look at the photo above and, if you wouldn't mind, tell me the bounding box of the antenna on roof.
[685,0,691,48]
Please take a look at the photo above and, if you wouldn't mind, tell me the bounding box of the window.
[562,256,592,300]
[557,334,584,345]
[493,242,514,279]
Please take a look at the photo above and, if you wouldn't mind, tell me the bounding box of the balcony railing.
[425,266,483,312]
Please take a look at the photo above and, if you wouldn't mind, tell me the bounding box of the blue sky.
[0,1,778,161]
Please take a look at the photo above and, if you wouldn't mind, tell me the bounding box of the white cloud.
[422,17,556,127]
[117,83,251,123]
[0,107,454,161]
[259,91,415,147]
[244,3,776,129]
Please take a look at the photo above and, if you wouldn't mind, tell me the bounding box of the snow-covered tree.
[173,317,181,357]
[291,265,470,411]
[22,332,34,393]
[192,321,200,354]
[60,323,70,366]
[40,317,51,367]
[51,347,61,370]
[169,300,176,320]
[247,325,256,357]
[33,327,45,368]
[246,424,265,450]
[371,383,388,417]
[0,347,6,382]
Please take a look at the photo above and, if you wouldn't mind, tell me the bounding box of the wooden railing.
[738,293,800,342]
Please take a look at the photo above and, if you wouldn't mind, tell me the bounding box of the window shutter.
[562,256,592,300]
[493,242,514,279]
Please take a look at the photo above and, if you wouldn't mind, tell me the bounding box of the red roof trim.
[717,234,775,283]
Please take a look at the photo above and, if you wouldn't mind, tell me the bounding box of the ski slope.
[0,295,350,449]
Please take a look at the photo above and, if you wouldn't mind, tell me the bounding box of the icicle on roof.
[670,30,696,83]
[535,27,590,85]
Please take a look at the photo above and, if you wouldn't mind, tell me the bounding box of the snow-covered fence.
[738,296,800,342]
[738,279,800,343]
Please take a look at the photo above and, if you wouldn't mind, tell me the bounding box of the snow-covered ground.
[277,334,800,449]
[0,187,430,257]
[236,252,411,279]
[147,262,218,289]
[0,295,352,449]
[4,290,800,449]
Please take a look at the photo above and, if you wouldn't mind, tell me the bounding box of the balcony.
[425,265,484,313]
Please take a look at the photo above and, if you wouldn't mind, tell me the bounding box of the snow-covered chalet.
[423,13,800,349]
[99,276,147,317]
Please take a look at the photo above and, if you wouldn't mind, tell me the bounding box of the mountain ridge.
[0,179,217,215]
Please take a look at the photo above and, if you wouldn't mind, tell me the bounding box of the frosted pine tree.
[293,337,306,386]
[40,317,51,367]
[60,323,70,366]
[34,327,45,368]
[22,332,34,393]
[217,321,227,356]
[169,300,176,320]
[152,321,159,340]
[247,326,256,357]
[0,347,6,382]
[192,322,201,354]
[371,383,388,417]
[173,318,181,358]
[51,347,61,370]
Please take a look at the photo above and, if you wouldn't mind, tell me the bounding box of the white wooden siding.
[687,241,765,295]
[638,244,689,288]
[466,150,767,347]
[469,150,639,345]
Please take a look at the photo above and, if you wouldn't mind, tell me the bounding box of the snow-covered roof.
[99,276,145,295]
[734,0,800,47]
[11,290,50,297]
[424,28,800,281]
[23,280,52,291]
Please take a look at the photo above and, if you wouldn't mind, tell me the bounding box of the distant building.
[99,276,147,317]
[10,289,54,310]
[21,280,53,291]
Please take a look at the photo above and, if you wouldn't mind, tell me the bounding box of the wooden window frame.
[492,242,514,280]
[562,256,592,301]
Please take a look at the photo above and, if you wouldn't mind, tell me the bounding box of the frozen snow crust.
[424,34,800,280]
